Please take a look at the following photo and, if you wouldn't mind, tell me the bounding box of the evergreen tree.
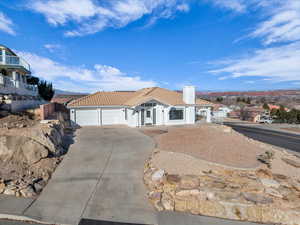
[38,80,55,101]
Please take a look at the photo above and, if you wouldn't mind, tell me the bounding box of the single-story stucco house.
[67,86,213,127]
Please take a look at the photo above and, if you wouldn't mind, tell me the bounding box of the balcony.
[0,74,38,96]
[0,55,31,72]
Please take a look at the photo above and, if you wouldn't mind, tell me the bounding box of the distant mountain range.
[197,89,300,97]
[54,89,89,96]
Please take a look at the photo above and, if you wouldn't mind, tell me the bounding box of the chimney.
[183,86,195,104]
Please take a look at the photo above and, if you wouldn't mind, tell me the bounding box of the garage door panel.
[102,109,123,125]
[76,109,99,126]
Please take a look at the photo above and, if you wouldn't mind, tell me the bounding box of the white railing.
[1,56,31,71]
[0,74,38,96]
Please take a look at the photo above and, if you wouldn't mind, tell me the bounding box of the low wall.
[40,102,69,120]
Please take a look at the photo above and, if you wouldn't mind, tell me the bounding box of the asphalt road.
[225,123,300,152]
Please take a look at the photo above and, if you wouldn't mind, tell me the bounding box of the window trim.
[169,108,184,120]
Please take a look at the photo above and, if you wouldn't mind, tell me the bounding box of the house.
[0,44,41,112]
[51,94,88,105]
[68,86,213,127]
[0,45,38,96]
[241,107,266,123]
[212,104,232,118]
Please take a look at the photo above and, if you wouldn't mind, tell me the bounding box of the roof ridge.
[68,91,100,106]
[142,87,158,96]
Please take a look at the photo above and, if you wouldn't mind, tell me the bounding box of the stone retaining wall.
[144,155,300,225]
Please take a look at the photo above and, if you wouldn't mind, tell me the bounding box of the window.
[141,103,157,107]
[146,110,151,118]
[169,109,184,120]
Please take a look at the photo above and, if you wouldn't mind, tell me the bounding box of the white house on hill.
[68,86,213,127]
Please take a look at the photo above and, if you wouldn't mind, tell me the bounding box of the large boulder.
[0,135,49,165]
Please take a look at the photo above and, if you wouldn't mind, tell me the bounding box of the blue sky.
[0,0,300,93]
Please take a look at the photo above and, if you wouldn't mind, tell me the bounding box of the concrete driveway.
[24,127,156,225]
[21,127,263,225]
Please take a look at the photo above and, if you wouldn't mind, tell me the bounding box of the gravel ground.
[144,124,266,169]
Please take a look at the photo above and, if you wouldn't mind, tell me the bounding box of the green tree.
[38,80,55,101]
[263,103,270,110]
[216,97,223,102]
[246,97,251,104]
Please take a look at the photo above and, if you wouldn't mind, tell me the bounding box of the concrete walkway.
[0,127,265,225]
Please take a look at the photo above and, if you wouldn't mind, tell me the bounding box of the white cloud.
[0,12,16,35]
[17,51,156,92]
[251,0,300,45]
[44,44,62,52]
[209,0,247,13]
[210,42,300,82]
[245,81,255,84]
[29,0,190,36]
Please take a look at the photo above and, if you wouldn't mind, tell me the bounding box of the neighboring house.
[68,86,213,127]
[267,104,289,112]
[51,94,88,105]
[0,45,38,96]
[212,104,232,118]
[0,45,42,112]
[241,107,266,123]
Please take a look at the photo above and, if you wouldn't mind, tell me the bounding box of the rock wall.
[144,155,300,225]
[0,120,67,198]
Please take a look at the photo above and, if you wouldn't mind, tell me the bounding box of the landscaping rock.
[21,140,49,164]
[0,182,5,194]
[161,193,174,211]
[151,169,165,182]
[265,188,283,198]
[20,185,35,198]
[3,188,16,196]
[260,178,280,188]
[166,174,181,184]
[282,158,300,168]
[33,182,43,193]
[242,192,273,204]
[148,191,162,203]
[179,175,199,189]
[176,189,200,197]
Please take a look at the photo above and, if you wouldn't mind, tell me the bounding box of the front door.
[145,109,152,125]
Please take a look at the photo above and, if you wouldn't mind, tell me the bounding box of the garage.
[75,109,99,126]
[101,109,124,125]
[73,108,125,126]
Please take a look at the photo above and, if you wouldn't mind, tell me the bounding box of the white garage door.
[102,109,123,125]
[75,109,99,126]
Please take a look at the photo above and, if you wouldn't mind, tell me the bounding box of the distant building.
[241,107,266,123]
[212,104,232,118]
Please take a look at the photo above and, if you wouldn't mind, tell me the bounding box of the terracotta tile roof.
[68,87,213,107]
[51,95,87,104]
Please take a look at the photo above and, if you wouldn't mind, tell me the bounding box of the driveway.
[24,127,156,225]
[21,127,262,225]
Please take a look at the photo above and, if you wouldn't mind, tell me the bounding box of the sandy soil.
[151,150,234,176]
[144,125,266,168]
